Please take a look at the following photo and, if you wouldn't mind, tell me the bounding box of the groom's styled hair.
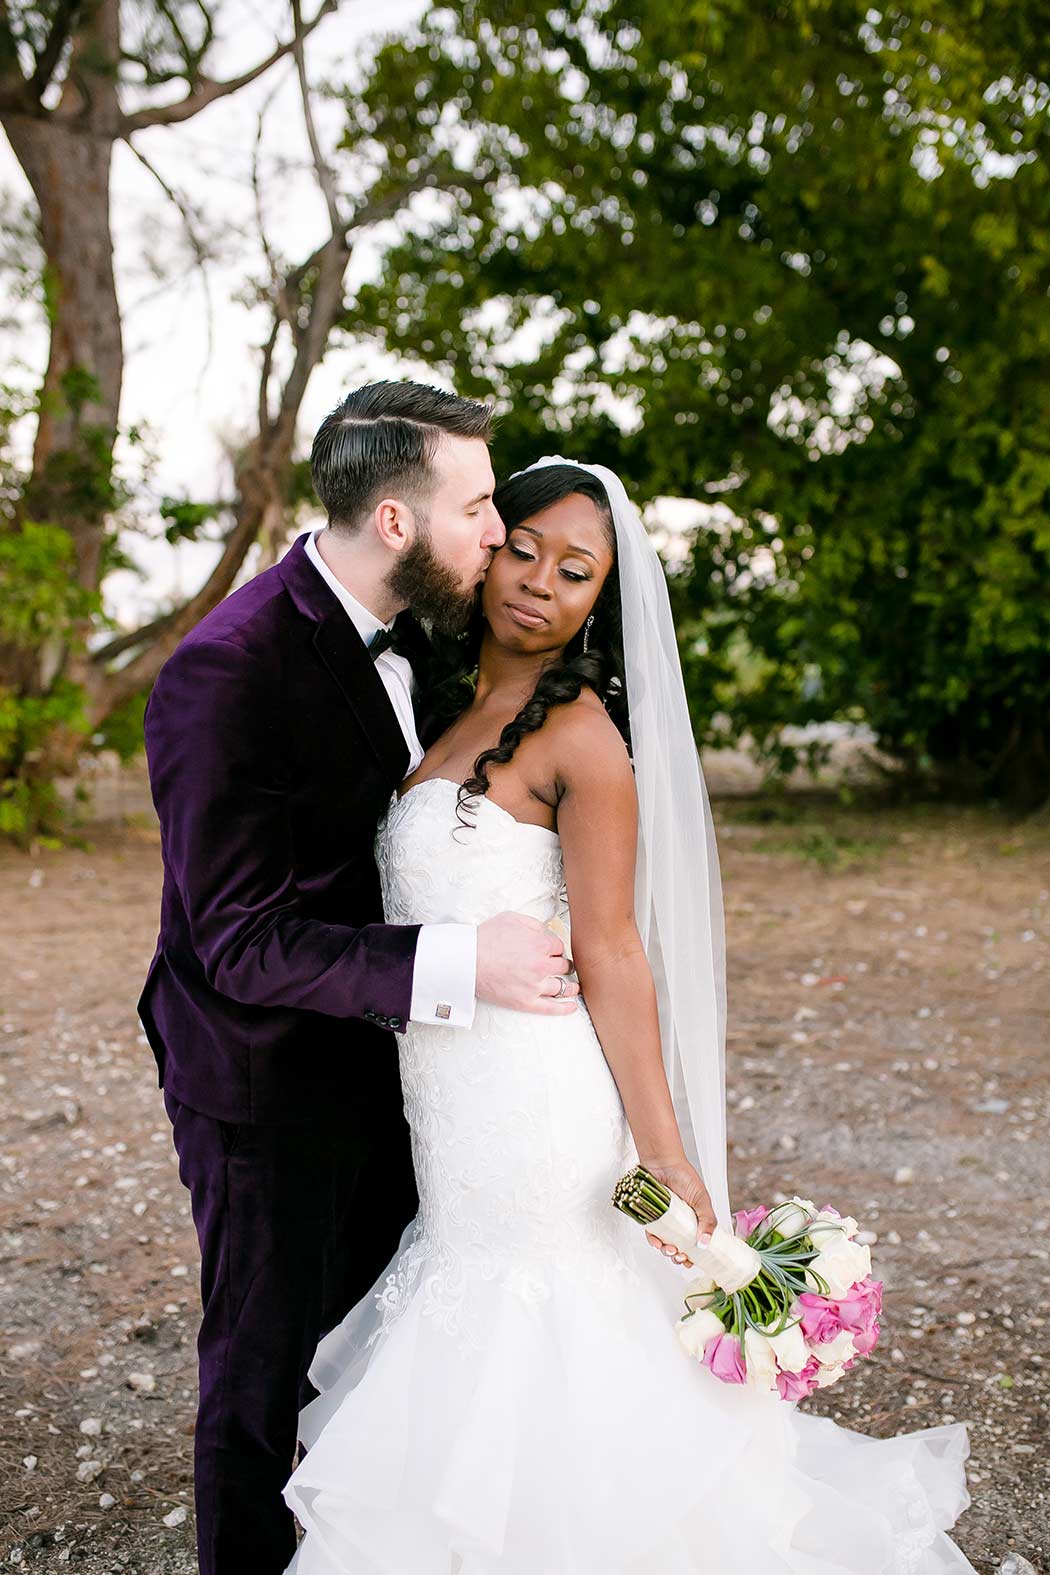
[311,381,494,531]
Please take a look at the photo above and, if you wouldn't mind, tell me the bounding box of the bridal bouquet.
[612,1168,882,1400]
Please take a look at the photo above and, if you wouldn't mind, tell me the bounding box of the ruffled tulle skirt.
[283,1221,975,1575]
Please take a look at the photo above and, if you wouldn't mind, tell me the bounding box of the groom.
[139,381,579,1575]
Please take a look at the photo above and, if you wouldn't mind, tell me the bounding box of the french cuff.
[409,922,477,1029]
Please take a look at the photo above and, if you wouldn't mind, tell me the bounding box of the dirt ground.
[0,780,1047,1574]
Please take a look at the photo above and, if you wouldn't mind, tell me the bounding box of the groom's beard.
[387,519,481,637]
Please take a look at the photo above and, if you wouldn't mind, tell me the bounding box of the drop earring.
[582,615,595,654]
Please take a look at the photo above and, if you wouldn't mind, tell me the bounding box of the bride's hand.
[641,1158,716,1268]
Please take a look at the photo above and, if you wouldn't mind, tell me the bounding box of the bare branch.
[249,80,293,435]
[153,0,196,76]
[100,499,265,705]
[189,0,215,63]
[124,138,217,361]
[291,0,342,235]
[125,139,209,267]
[28,0,81,99]
[258,317,280,436]
[119,0,336,134]
[91,608,179,665]
[346,162,476,233]
[251,87,283,295]
[274,230,349,433]
[284,235,335,290]
[121,2,211,85]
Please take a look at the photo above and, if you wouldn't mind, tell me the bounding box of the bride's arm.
[551,706,717,1243]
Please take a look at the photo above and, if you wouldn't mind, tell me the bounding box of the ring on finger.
[552,974,568,999]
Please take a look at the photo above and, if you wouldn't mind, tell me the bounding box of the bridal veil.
[520,457,731,1228]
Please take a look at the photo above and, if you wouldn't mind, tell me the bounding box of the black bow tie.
[368,626,395,661]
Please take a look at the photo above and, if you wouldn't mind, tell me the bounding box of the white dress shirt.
[304,529,476,1029]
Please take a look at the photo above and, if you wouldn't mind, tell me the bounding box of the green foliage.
[160,495,227,544]
[0,523,95,841]
[0,679,86,841]
[91,687,149,761]
[29,366,124,525]
[341,0,1050,805]
[0,519,97,642]
[0,360,155,836]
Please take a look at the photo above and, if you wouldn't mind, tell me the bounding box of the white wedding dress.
[283,778,976,1575]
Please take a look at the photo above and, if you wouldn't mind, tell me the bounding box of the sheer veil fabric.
[519,457,731,1226]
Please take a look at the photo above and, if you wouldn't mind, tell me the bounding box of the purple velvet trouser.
[164,1091,418,1575]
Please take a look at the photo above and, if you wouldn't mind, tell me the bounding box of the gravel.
[1,798,1047,1573]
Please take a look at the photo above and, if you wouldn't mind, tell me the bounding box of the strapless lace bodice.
[377,776,569,928]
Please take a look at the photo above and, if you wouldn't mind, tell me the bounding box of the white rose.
[811,1329,857,1368]
[762,1318,809,1374]
[676,1307,725,1358]
[692,1225,763,1293]
[807,1234,871,1299]
[812,1207,859,1239]
[771,1196,817,1239]
[814,1361,849,1390]
[742,1328,779,1393]
[683,1270,718,1301]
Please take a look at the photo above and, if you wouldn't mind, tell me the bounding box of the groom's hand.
[476,913,580,1015]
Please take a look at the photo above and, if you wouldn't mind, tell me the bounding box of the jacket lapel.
[313,613,410,783]
[279,534,410,784]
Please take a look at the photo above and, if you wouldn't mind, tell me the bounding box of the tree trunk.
[2,0,123,598]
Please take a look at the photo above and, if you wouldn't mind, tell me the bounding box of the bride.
[283,458,976,1574]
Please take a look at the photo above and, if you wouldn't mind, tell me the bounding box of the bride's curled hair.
[424,464,629,822]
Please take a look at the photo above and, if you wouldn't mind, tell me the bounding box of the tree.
[0,0,479,835]
[3,1,1047,834]
[342,0,1050,805]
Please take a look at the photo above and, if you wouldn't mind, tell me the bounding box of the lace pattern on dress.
[371,780,640,1356]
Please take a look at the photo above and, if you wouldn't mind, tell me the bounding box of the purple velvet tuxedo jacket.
[138,533,429,1126]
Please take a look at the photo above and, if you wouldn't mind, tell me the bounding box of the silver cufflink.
[435,1003,452,1021]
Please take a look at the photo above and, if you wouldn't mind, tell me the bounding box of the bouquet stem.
[612,1166,700,1257]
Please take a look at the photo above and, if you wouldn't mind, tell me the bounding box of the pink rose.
[838,1275,883,1334]
[817,1204,841,1218]
[702,1332,747,1385]
[776,1356,821,1402]
[835,1287,877,1336]
[797,1293,841,1345]
[734,1204,770,1239]
[859,1275,884,1315]
[852,1319,881,1356]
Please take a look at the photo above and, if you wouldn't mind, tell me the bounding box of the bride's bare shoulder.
[542,692,632,787]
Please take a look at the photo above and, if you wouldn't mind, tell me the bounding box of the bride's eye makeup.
[507,537,592,583]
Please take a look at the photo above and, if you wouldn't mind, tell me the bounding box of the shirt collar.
[304,528,393,648]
